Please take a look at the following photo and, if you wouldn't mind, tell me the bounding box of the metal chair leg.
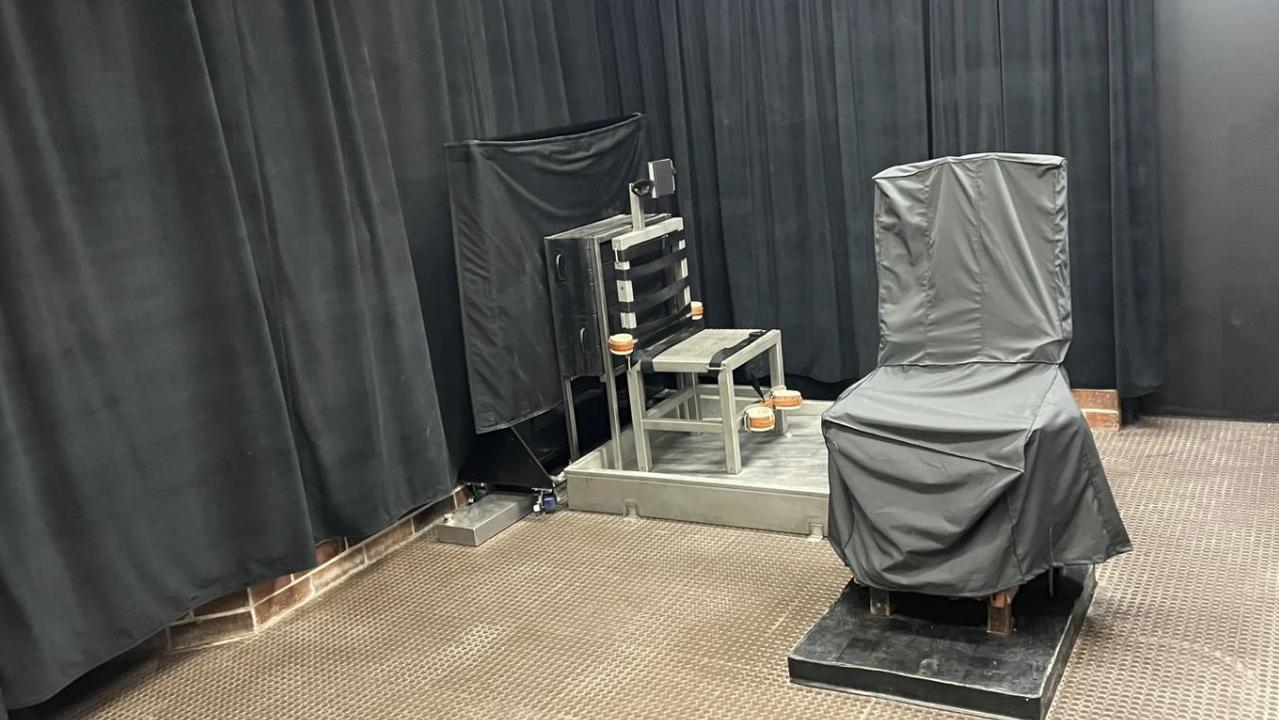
[987,588,1016,635]
[718,369,742,474]
[768,338,788,435]
[674,373,688,419]
[562,377,580,460]
[626,365,651,471]
[869,587,893,617]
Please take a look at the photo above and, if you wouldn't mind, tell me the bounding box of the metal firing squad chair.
[615,161,795,475]
[822,153,1131,632]
[545,160,797,476]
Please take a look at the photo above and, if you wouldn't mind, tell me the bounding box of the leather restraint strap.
[617,277,690,315]
[615,234,679,262]
[631,309,693,345]
[708,330,767,370]
[632,323,699,371]
[615,247,688,282]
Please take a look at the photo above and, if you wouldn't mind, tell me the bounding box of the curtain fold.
[0,2,318,708]
[644,0,930,382]
[0,0,474,709]
[1106,1,1162,397]
[202,0,454,538]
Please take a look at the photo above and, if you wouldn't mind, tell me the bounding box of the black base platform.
[788,567,1095,720]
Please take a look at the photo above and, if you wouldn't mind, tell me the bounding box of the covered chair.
[823,153,1131,599]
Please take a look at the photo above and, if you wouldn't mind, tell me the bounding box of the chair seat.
[823,362,1131,597]
[627,328,785,474]
[827,363,1057,471]
[645,328,771,374]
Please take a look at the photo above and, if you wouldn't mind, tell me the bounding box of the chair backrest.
[873,153,1072,366]
[608,218,693,346]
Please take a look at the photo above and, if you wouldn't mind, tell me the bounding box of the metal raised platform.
[564,393,829,536]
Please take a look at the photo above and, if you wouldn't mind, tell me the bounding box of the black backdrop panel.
[444,115,646,433]
[1151,0,1279,419]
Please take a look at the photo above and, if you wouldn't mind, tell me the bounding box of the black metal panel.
[458,426,552,491]
[543,213,682,381]
[546,236,607,378]
[789,567,1095,720]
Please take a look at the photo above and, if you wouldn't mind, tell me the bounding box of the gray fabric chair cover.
[824,153,1131,598]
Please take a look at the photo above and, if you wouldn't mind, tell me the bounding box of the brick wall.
[129,486,470,656]
[1072,388,1121,430]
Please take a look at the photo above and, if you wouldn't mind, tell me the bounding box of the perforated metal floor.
[29,417,1279,719]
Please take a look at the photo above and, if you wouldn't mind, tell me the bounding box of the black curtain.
[0,1,459,710]
[0,3,316,709]
[197,1,455,537]
[639,0,1162,396]
[1,0,670,711]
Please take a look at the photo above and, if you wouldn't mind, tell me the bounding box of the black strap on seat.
[632,328,770,374]
[632,323,701,372]
[708,330,767,370]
